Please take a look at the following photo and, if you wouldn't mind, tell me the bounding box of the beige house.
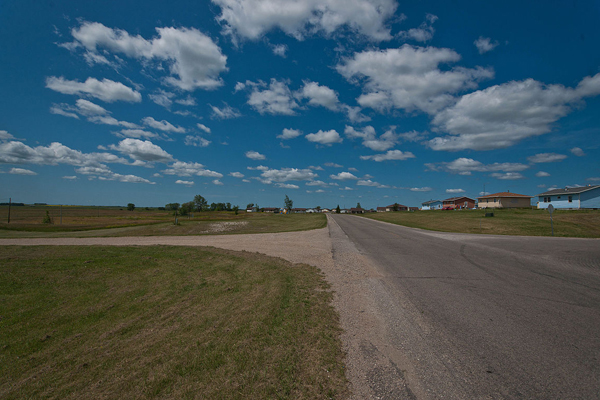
[477,192,532,209]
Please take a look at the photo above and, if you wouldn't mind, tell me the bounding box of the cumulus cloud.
[275,183,299,189]
[247,79,299,115]
[527,153,567,163]
[229,172,244,178]
[210,102,241,119]
[305,180,328,187]
[330,172,358,180]
[536,171,551,177]
[9,167,37,175]
[357,179,388,188]
[296,81,340,111]
[63,175,77,180]
[115,129,160,139]
[410,187,432,192]
[176,180,195,186]
[398,14,437,42]
[360,150,415,162]
[245,150,266,160]
[490,172,524,180]
[429,73,600,151]
[149,90,175,108]
[0,141,127,168]
[197,123,211,134]
[46,76,141,103]
[66,22,228,91]
[109,138,174,163]
[212,179,224,185]
[272,44,288,57]
[277,128,303,140]
[162,161,223,178]
[305,129,343,145]
[570,147,585,157]
[259,167,318,183]
[446,188,465,193]
[474,36,499,54]
[142,117,186,133]
[324,162,343,168]
[345,125,398,151]
[213,0,398,42]
[425,158,529,175]
[51,99,141,129]
[337,44,494,114]
[184,136,211,147]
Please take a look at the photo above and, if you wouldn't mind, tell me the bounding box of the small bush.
[42,211,53,224]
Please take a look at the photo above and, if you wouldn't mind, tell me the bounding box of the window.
[557,196,561,199]
[568,196,572,203]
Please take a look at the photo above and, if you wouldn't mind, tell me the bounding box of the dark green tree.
[392,203,399,212]
[194,195,208,211]
[233,205,239,215]
[127,203,135,211]
[356,202,362,209]
[336,205,341,214]
[246,203,254,210]
[284,195,293,212]
[165,203,180,211]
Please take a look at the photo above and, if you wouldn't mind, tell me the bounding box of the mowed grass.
[362,208,600,238]
[0,206,326,238]
[0,246,347,399]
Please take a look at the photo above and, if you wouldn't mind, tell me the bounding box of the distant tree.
[392,203,399,212]
[226,202,232,211]
[194,195,208,212]
[255,203,260,212]
[356,202,362,209]
[284,195,293,212]
[165,203,180,211]
[336,205,341,214]
[180,201,195,216]
[233,205,239,215]
[127,203,135,211]
[246,203,254,210]
[316,206,321,211]
[210,202,217,211]
[42,210,53,224]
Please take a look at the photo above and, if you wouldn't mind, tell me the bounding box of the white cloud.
[0,141,127,168]
[109,138,173,163]
[247,79,299,115]
[527,153,567,163]
[429,73,600,151]
[210,103,241,119]
[52,99,140,128]
[536,171,551,177]
[357,179,388,188]
[330,172,358,180]
[345,125,398,151]
[163,161,223,178]
[63,175,77,180]
[176,180,195,186]
[259,167,317,183]
[49,105,80,119]
[410,187,432,192]
[315,189,325,193]
[344,105,371,123]
[340,187,354,191]
[46,76,141,103]
[74,165,155,184]
[306,180,328,187]
[445,188,465,193]
[115,129,160,139]
[197,123,211,134]
[229,172,244,178]
[338,44,494,114]
[474,36,499,54]
[68,22,228,91]
[398,14,437,42]
[245,150,266,160]
[212,179,224,185]
[425,158,529,175]
[247,165,269,171]
[296,81,340,111]
[570,147,585,157]
[324,162,343,168]
[272,44,288,57]
[142,117,186,133]
[275,183,299,189]
[308,165,324,170]
[277,128,302,140]
[587,177,600,182]
[490,172,525,180]
[184,136,211,147]
[9,167,37,175]
[149,90,175,108]
[306,129,343,145]
[360,149,415,162]
[213,0,398,42]
[175,96,197,106]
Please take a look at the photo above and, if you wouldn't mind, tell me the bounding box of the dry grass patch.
[362,209,600,238]
[0,246,347,399]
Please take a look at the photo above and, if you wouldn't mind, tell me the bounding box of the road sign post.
[547,204,554,236]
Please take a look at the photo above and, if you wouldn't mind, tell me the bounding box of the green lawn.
[0,210,327,238]
[0,246,347,399]
[361,208,600,238]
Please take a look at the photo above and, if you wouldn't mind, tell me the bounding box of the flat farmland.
[0,206,326,238]
[361,208,600,238]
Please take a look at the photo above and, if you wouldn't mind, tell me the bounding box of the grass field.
[0,206,326,238]
[0,246,348,399]
[361,208,600,238]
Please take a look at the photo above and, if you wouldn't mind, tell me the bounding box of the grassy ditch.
[0,210,327,238]
[0,246,347,399]
[361,208,600,238]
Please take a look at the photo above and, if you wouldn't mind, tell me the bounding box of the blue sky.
[1,0,599,208]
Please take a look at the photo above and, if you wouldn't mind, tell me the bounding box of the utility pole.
[7,197,11,224]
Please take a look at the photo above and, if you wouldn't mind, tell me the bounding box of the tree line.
[164,195,239,215]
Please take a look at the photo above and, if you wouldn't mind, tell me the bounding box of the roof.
[350,207,365,211]
[478,192,532,199]
[421,199,442,205]
[386,203,407,208]
[444,196,475,202]
[537,185,600,196]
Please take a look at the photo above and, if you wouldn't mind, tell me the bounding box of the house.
[321,208,331,213]
[350,207,365,214]
[291,208,307,213]
[409,207,419,212]
[376,207,387,212]
[246,206,257,212]
[421,200,443,210]
[537,185,600,209]
[263,207,280,213]
[443,196,476,210]
[377,203,408,212]
[477,192,532,209]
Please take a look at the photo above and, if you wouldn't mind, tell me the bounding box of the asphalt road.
[329,214,600,399]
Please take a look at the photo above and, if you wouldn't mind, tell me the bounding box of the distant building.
[377,203,408,212]
[350,207,365,214]
[291,208,307,213]
[537,185,600,209]
[262,207,280,213]
[477,192,532,209]
[443,196,476,210]
[421,200,443,210]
